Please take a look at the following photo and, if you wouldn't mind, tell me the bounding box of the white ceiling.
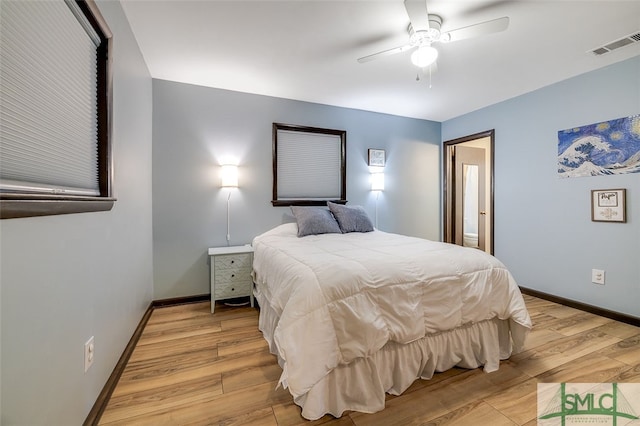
[120,0,640,122]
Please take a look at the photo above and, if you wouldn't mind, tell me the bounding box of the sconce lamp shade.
[221,164,238,187]
[371,172,384,191]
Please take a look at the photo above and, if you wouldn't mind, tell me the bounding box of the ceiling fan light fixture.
[410,45,438,67]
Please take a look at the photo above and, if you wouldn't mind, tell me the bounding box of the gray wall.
[443,56,640,318]
[152,79,441,300]
[0,1,154,424]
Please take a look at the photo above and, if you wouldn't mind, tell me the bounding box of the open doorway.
[443,130,494,255]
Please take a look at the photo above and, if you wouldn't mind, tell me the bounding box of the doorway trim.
[443,130,495,255]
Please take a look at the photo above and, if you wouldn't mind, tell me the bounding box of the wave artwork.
[558,115,640,178]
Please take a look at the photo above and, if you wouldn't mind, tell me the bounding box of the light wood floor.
[99,295,640,425]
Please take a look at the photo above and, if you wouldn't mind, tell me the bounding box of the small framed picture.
[368,149,385,167]
[591,189,626,222]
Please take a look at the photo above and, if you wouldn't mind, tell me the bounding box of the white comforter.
[252,224,531,400]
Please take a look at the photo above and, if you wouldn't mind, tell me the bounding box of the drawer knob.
[231,274,235,278]
[231,260,234,264]
[231,287,235,291]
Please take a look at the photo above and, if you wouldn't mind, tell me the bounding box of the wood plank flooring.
[99,295,640,425]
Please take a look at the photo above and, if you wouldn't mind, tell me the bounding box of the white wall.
[443,56,640,318]
[152,79,441,300]
[0,1,154,424]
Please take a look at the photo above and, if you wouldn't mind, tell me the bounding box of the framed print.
[558,115,640,178]
[368,149,385,166]
[591,189,626,222]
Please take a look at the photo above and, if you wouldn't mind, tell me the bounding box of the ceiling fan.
[357,0,509,69]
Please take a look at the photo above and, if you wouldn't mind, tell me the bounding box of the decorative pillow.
[327,202,374,233]
[290,206,342,237]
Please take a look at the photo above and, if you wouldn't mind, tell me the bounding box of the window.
[272,123,346,206]
[0,0,114,219]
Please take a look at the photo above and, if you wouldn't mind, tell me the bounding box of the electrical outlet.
[84,336,95,372]
[591,269,605,285]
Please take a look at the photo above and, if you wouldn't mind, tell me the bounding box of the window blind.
[276,130,342,199]
[0,0,101,196]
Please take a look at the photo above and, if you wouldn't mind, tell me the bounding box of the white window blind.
[276,129,342,199]
[0,0,101,196]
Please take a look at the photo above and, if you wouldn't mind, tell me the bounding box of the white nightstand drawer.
[213,267,251,284]
[214,253,251,270]
[214,280,252,299]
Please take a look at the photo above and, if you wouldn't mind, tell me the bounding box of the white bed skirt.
[256,287,523,420]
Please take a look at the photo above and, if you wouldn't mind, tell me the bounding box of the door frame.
[443,129,495,255]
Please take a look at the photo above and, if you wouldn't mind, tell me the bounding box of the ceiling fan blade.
[404,0,430,32]
[443,16,509,43]
[357,43,414,63]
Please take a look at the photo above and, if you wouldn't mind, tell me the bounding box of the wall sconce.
[221,164,238,188]
[371,171,385,191]
[220,164,238,243]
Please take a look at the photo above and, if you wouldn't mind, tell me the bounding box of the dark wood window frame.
[272,123,347,207]
[0,0,115,219]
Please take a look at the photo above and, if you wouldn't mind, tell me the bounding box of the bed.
[252,206,531,420]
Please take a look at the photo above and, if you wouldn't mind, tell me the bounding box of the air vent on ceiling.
[590,31,640,56]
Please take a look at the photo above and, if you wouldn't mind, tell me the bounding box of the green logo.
[539,383,639,425]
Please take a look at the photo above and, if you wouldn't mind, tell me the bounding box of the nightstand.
[208,245,254,313]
